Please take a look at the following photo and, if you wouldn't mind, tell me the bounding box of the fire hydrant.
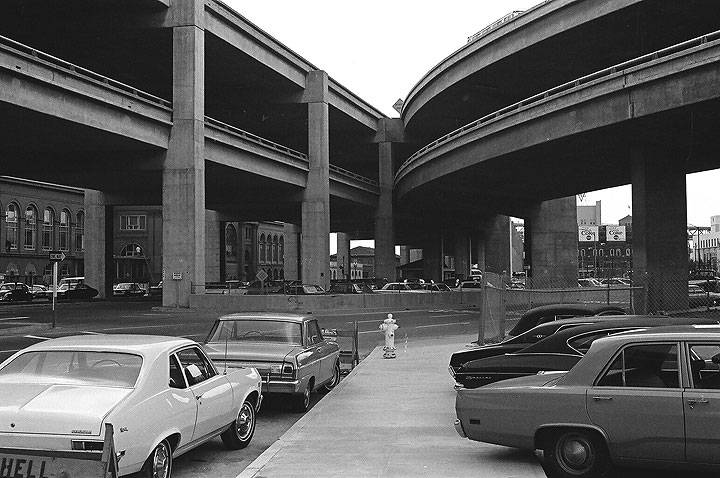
[379,313,399,359]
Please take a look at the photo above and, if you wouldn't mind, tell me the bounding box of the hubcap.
[558,435,593,473]
[152,444,170,478]
[236,403,253,440]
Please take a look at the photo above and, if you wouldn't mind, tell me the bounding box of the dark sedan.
[454,316,719,389]
[449,315,635,376]
[328,281,374,294]
[508,303,626,337]
[54,283,99,301]
[0,283,33,302]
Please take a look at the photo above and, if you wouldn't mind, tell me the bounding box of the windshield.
[208,319,302,345]
[0,351,142,387]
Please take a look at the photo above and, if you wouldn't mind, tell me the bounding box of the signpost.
[48,251,65,328]
[256,269,268,295]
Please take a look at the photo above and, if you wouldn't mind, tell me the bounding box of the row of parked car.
[451,303,720,476]
[0,313,341,477]
[0,278,160,303]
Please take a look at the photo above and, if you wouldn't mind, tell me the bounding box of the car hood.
[204,342,302,364]
[0,383,131,435]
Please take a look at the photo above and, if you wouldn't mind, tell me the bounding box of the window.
[24,206,37,250]
[60,264,69,277]
[120,243,144,257]
[597,343,679,388]
[59,209,70,251]
[5,203,18,251]
[175,347,217,386]
[41,208,54,250]
[305,320,323,345]
[120,215,146,231]
[225,224,237,257]
[626,248,631,256]
[688,344,720,390]
[169,355,186,389]
[259,234,266,261]
[267,241,272,263]
[279,236,284,262]
[272,235,279,262]
[75,211,84,251]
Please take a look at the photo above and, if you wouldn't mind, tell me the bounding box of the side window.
[306,320,322,345]
[597,343,679,388]
[176,347,217,386]
[169,354,186,389]
[688,344,720,390]
[568,329,630,355]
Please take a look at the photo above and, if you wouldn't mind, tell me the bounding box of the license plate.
[0,452,105,478]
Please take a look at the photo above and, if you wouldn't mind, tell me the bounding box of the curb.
[236,346,381,478]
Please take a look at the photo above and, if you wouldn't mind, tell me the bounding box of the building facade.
[578,223,633,279]
[222,221,287,282]
[0,177,84,285]
[692,215,720,271]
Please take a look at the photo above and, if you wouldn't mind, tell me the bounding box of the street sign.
[256,269,268,282]
[392,98,404,114]
[49,251,65,262]
[172,272,182,280]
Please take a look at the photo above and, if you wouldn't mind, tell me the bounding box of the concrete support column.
[484,216,511,275]
[163,0,205,307]
[631,147,688,313]
[374,118,404,282]
[399,246,411,266]
[526,196,578,288]
[283,224,300,281]
[336,232,351,280]
[423,232,443,282]
[84,190,110,299]
[454,232,471,281]
[301,71,330,290]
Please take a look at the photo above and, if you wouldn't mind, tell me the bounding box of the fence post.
[353,320,359,367]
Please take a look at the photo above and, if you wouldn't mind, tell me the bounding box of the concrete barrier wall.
[505,287,634,311]
[190,291,483,313]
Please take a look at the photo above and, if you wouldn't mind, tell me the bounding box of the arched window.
[120,243,144,257]
[279,236,284,263]
[41,207,54,250]
[24,205,37,251]
[259,234,266,262]
[273,269,279,280]
[280,269,284,280]
[626,248,632,256]
[75,211,84,251]
[272,235,278,262]
[580,249,586,257]
[267,240,272,264]
[244,250,251,263]
[59,209,70,251]
[616,248,622,257]
[225,224,237,257]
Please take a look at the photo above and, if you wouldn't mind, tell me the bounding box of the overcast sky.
[227,0,720,251]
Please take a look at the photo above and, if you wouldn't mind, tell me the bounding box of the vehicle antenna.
[224,328,229,375]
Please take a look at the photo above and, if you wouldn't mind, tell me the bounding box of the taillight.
[282,362,295,378]
[71,440,104,451]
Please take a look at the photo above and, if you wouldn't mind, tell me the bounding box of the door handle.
[592,396,613,401]
[195,393,203,401]
[688,398,709,408]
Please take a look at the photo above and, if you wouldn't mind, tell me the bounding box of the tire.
[293,385,311,412]
[221,400,256,450]
[139,439,172,478]
[322,361,341,393]
[543,429,611,478]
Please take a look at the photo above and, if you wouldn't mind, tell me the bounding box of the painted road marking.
[0,316,31,321]
[24,335,50,340]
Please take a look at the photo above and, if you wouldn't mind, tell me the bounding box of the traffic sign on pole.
[49,251,66,262]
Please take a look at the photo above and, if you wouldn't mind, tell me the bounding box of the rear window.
[0,351,142,387]
[208,319,302,345]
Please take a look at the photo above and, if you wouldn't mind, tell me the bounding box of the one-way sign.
[49,251,66,262]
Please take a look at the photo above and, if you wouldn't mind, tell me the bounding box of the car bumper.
[262,379,303,395]
[454,419,466,438]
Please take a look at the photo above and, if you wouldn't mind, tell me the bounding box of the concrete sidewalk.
[239,335,545,478]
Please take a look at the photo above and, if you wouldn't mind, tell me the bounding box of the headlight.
[270,364,282,374]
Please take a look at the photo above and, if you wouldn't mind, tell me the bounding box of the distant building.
[329,260,363,280]
[577,200,602,226]
[330,246,399,280]
[578,219,632,279]
[0,177,84,285]
[692,216,720,271]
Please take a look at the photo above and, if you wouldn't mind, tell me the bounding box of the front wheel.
[221,400,256,449]
[543,429,611,478]
[139,439,172,478]
[322,361,341,393]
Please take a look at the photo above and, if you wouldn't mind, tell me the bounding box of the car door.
[167,353,198,447]
[300,320,323,385]
[684,342,720,464]
[307,319,334,382]
[587,342,685,462]
[175,346,233,441]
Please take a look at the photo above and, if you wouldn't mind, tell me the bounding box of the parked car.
[578,278,603,287]
[377,282,426,293]
[113,282,147,297]
[149,281,163,296]
[0,282,33,302]
[458,280,483,290]
[54,282,99,301]
[245,280,288,294]
[449,315,641,377]
[286,284,326,295]
[689,278,720,293]
[508,303,626,337]
[455,325,720,477]
[30,284,48,300]
[688,283,720,308]
[453,316,718,389]
[328,281,374,294]
[0,334,262,478]
[424,282,453,292]
[599,277,631,286]
[203,313,340,412]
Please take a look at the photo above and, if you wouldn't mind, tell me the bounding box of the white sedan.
[0,334,262,477]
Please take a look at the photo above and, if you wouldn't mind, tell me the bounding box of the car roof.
[16,334,194,356]
[597,324,720,343]
[218,313,311,323]
[521,303,623,318]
